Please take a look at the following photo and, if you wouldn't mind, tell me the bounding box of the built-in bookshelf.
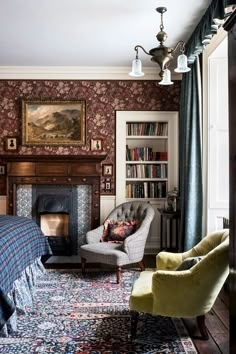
[116,111,179,253]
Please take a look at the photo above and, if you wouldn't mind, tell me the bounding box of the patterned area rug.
[0,270,197,353]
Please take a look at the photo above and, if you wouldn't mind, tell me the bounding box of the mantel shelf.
[0,154,107,164]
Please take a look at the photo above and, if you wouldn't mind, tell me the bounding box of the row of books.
[126,164,168,178]
[126,181,167,198]
[126,146,168,161]
[126,122,168,136]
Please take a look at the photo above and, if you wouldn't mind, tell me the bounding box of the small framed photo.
[4,136,18,152]
[103,164,113,177]
[91,138,103,152]
[0,165,6,175]
[105,181,111,191]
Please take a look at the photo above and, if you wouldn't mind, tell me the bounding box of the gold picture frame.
[22,99,86,146]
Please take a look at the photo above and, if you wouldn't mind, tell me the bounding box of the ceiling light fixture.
[129,6,191,85]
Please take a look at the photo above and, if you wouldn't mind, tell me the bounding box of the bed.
[0,214,51,336]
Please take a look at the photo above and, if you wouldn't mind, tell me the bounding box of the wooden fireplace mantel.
[1,154,107,227]
[1,154,107,176]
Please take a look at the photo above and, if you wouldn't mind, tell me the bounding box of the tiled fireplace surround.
[3,154,106,256]
[17,184,92,255]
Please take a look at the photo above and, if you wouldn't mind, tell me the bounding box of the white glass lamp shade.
[159,69,173,85]
[174,54,191,73]
[129,58,144,77]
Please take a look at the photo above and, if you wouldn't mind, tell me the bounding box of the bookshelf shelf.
[126,178,168,181]
[126,161,168,164]
[127,136,168,139]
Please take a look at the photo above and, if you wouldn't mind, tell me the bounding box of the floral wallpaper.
[0,79,180,194]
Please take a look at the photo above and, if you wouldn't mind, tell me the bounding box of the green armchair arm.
[156,251,184,270]
[151,268,207,317]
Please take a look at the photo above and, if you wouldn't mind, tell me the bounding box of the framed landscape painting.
[22,99,86,145]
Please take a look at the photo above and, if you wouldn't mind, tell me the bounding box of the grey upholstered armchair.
[80,201,155,283]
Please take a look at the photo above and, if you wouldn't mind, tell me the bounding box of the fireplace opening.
[40,213,69,238]
[36,193,72,256]
[40,213,71,256]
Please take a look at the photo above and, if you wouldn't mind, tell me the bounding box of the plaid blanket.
[0,215,51,329]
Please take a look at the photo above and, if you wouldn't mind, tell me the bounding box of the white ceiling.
[0,0,212,69]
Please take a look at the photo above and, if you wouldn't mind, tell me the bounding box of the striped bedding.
[0,215,51,329]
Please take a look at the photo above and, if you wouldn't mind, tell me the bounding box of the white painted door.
[208,37,229,232]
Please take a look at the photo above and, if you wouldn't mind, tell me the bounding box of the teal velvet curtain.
[185,0,234,62]
[179,0,235,250]
[179,58,203,251]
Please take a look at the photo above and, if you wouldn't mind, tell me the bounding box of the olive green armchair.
[129,229,229,340]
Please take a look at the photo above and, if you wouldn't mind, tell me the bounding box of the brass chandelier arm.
[134,45,152,57]
[172,40,186,54]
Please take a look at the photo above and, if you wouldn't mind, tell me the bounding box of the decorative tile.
[76,185,92,248]
[16,185,33,218]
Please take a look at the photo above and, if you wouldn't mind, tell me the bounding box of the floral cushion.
[101,220,140,243]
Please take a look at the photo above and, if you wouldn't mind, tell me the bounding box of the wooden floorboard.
[183,290,229,354]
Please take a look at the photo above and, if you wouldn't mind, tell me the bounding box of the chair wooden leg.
[197,315,209,340]
[130,311,139,340]
[81,257,86,274]
[116,266,122,284]
[138,260,145,271]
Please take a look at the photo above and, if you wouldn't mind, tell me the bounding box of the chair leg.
[197,315,209,340]
[116,266,122,284]
[138,260,145,271]
[81,257,86,274]
[130,311,139,340]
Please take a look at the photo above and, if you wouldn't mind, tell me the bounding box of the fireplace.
[16,183,92,255]
[2,154,106,256]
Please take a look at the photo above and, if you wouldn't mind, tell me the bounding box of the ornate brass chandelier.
[129,7,191,85]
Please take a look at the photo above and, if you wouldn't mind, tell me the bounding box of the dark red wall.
[0,79,181,194]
